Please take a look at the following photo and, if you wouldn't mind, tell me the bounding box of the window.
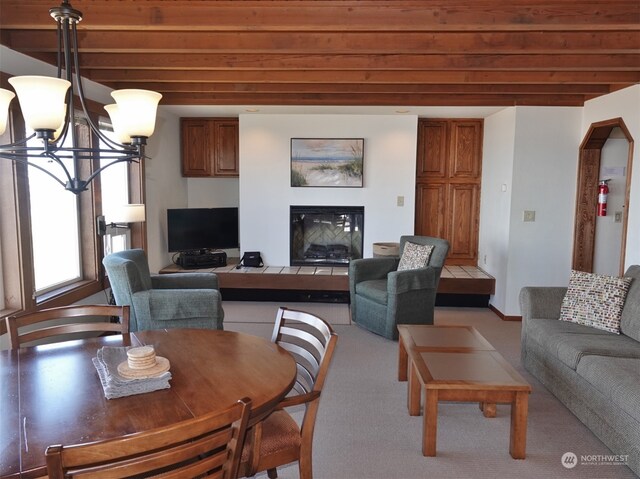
[27,125,81,294]
[0,96,145,318]
[99,122,131,255]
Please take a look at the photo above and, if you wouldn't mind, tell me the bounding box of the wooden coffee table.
[397,325,532,459]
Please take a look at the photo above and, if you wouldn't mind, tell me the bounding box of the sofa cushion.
[576,355,640,423]
[355,279,388,305]
[527,318,640,370]
[560,269,632,334]
[397,242,434,271]
[621,265,640,342]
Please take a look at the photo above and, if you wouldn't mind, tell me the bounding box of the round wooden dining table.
[0,328,297,479]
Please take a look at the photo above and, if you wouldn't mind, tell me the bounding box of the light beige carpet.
[223,303,637,479]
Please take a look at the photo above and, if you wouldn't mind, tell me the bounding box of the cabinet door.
[447,184,480,262]
[181,119,212,177]
[449,121,483,178]
[415,119,482,265]
[213,120,239,177]
[415,184,446,238]
[416,120,448,179]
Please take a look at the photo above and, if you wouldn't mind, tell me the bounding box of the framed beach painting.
[291,138,364,187]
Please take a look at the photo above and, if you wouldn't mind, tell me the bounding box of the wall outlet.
[614,211,623,223]
[397,196,404,207]
[483,254,487,264]
[523,210,536,222]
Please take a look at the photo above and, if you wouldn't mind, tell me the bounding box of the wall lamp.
[97,204,146,236]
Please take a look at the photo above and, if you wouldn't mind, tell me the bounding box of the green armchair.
[349,235,449,340]
[103,249,224,332]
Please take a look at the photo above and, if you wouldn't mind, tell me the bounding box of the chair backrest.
[103,249,153,331]
[6,305,130,350]
[272,307,338,405]
[399,235,450,270]
[46,397,251,479]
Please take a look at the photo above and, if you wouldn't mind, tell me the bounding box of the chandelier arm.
[1,153,68,190]
[70,22,126,152]
[44,149,76,186]
[82,157,139,185]
[0,132,38,150]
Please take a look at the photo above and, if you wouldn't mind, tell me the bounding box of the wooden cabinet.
[181,118,239,177]
[415,119,483,265]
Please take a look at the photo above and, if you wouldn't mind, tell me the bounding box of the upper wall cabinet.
[181,118,239,177]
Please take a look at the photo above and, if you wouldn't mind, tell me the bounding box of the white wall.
[238,114,418,265]
[582,85,640,269]
[479,107,582,315]
[478,108,516,313]
[144,109,188,272]
[593,136,628,275]
[505,107,582,313]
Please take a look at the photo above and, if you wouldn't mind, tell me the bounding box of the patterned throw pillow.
[397,242,435,271]
[559,269,633,334]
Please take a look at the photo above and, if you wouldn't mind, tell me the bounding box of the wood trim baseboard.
[489,304,522,322]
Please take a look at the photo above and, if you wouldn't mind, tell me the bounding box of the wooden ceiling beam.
[28,52,639,72]
[107,82,611,95]
[155,91,589,106]
[4,30,639,54]
[2,1,637,32]
[85,69,640,85]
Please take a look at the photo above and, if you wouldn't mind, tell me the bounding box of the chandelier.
[0,1,162,194]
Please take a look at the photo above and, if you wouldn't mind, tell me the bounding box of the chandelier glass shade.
[0,1,162,194]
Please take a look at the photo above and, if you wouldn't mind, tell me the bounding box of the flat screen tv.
[167,208,239,252]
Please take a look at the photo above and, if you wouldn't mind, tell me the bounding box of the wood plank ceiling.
[1,0,639,107]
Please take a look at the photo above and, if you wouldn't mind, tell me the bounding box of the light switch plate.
[397,196,404,207]
[523,210,536,222]
[614,211,623,223]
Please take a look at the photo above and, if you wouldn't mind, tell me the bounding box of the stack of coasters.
[118,346,170,379]
[93,345,172,399]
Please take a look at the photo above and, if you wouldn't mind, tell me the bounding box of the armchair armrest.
[349,257,398,283]
[151,272,219,290]
[519,286,567,322]
[388,267,437,294]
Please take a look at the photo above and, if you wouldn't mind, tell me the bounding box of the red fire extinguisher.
[597,179,610,217]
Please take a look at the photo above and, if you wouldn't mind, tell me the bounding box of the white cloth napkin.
[93,346,171,399]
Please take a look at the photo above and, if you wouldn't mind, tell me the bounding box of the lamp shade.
[0,88,16,135]
[110,89,162,138]
[111,203,146,223]
[104,104,132,144]
[8,76,70,131]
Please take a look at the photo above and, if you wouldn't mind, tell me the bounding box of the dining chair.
[6,304,130,350]
[46,397,252,479]
[239,307,338,479]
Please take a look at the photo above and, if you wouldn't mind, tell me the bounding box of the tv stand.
[177,250,227,269]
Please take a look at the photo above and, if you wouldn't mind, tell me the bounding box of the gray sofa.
[520,265,640,476]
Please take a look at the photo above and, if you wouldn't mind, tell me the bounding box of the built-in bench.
[160,262,495,306]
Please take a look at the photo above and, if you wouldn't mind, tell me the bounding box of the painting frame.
[290,138,364,188]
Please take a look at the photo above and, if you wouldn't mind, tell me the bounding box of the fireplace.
[290,206,364,267]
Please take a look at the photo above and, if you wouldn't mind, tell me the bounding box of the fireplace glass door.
[290,206,364,266]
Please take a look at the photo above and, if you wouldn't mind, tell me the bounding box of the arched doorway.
[572,118,634,275]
